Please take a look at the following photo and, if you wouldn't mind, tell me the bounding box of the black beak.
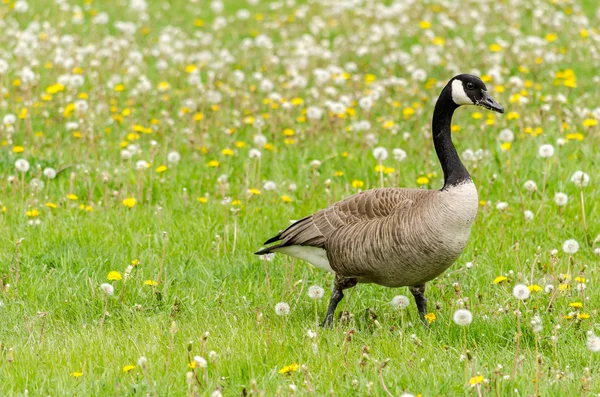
[478,90,504,113]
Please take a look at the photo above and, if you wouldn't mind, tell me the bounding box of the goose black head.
[449,74,504,113]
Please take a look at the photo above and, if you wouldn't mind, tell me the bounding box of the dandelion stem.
[580,187,590,245]
[511,304,522,378]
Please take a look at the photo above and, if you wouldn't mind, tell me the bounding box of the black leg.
[322,276,357,327]
[410,284,427,325]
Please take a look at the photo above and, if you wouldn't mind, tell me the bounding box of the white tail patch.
[451,79,473,105]
[275,246,334,273]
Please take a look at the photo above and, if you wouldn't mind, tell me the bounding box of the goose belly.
[275,246,334,273]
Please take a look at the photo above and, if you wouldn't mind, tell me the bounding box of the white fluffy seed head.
[263,181,276,190]
[275,302,290,316]
[523,210,534,221]
[194,356,207,368]
[43,167,57,179]
[570,171,589,187]
[554,192,568,206]
[538,144,554,158]
[137,356,148,369]
[512,284,530,300]
[498,128,514,142]
[100,283,114,296]
[496,202,508,211]
[562,239,579,254]
[393,148,407,162]
[587,334,600,353]
[167,151,181,164]
[523,180,537,192]
[248,148,261,159]
[453,309,473,326]
[391,295,410,309]
[15,159,30,172]
[307,285,324,299]
[372,147,388,161]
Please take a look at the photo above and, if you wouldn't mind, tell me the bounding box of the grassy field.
[1,0,600,395]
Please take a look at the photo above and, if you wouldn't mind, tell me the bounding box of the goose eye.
[466,82,475,90]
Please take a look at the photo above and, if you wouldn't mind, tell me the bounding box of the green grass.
[1,0,600,395]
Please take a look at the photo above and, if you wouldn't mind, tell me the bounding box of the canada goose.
[255,74,504,326]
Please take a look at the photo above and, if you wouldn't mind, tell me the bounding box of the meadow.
[1,0,600,395]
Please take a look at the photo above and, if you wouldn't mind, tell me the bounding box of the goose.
[255,74,504,326]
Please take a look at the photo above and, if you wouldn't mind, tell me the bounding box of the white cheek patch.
[451,79,474,105]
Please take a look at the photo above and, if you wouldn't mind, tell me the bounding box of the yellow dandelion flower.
[26,209,40,217]
[45,202,57,209]
[249,188,261,195]
[402,107,415,117]
[67,194,78,200]
[583,119,597,127]
[114,84,125,92]
[577,313,590,320]
[568,302,583,308]
[574,277,587,283]
[185,64,197,73]
[290,97,303,105]
[352,180,364,188]
[545,33,557,42]
[493,276,507,284]
[365,74,377,83]
[500,142,511,151]
[131,259,139,266]
[419,20,431,29]
[451,125,461,132]
[559,284,570,291]
[283,128,295,136]
[384,167,395,175]
[144,280,158,286]
[566,133,584,141]
[479,200,487,206]
[424,313,436,324]
[489,43,502,52]
[70,372,83,378]
[193,113,204,121]
[12,146,24,153]
[221,148,234,156]
[432,37,445,46]
[334,171,344,177]
[155,165,168,173]
[507,112,519,120]
[416,176,430,185]
[122,198,137,208]
[471,112,483,119]
[281,195,293,203]
[278,363,299,374]
[157,81,170,91]
[197,197,208,203]
[284,138,295,145]
[107,271,123,281]
[207,160,220,167]
[528,284,542,292]
[469,376,484,385]
[188,361,196,369]
[123,365,136,373]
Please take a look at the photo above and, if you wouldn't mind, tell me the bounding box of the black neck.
[432,86,471,189]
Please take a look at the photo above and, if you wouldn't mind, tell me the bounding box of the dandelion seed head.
[372,147,388,161]
[453,309,473,326]
[194,356,207,368]
[15,159,30,173]
[562,239,579,254]
[275,302,290,316]
[523,210,534,221]
[307,285,325,299]
[512,284,530,300]
[570,171,589,187]
[538,144,554,158]
[393,148,407,162]
[587,334,600,352]
[100,283,114,296]
[554,193,568,206]
[523,180,537,192]
[391,295,410,309]
[167,151,181,164]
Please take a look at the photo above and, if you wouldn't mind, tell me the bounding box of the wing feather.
[255,188,418,255]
